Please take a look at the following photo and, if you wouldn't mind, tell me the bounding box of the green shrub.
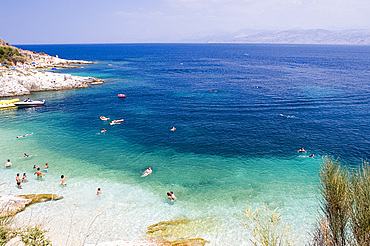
[350,160,370,245]
[318,157,351,245]
[243,205,295,246]
[17,226,51,246]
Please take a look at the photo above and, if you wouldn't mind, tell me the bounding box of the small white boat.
[14,99,45,108]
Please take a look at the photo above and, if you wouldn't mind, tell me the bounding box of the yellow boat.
[0,98,19,108]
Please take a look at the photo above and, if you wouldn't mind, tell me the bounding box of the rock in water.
[0,194,63,217]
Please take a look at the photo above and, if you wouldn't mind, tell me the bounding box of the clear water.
[1,43,369,245]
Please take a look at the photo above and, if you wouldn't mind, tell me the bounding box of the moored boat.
[14,99,45,107]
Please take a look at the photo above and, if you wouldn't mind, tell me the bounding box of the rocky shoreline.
[0,41,104,97]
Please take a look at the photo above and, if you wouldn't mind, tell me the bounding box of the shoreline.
[0,44,103,98]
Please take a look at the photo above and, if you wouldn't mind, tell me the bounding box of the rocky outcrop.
[0,194,63,217]
[0,38,104,97]
[17,49,94,69]
[0,69,104,97]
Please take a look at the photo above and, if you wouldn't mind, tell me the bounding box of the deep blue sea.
[1,44,369,245]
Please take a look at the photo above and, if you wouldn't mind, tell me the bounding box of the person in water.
[101,128,106,134]
[33,165,39,169]
[16,173,22,189]
[97,188,102,195]
[170,127,176,131]
[34,167,45,178]
[298,147,307,153]
[17,132,33,138]
[141,167,152,177]
[22,173,28,182]
[61,175,67,186]
[300,154,315,158]
[167,191,176,200]
[43,163,49,171]
[24,153,29,157]
[5,159,12,168]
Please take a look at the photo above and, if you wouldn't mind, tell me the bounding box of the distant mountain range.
[202,29,370,45]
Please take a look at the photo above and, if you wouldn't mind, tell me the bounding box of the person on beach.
[61,175,67,186]
[167,191,176,200]
[17,132,33,138]
[16,173,22,188]
[5,159,12,168]
[97,188,102,195]
[22,173,28,182]
[34,167,45,179]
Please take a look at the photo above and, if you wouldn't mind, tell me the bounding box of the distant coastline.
[196,29,370,45]
[0,39,103,98]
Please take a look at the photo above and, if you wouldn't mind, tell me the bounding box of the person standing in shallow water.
[61,175,67,186]
[16,173,22,188]
[97,188,102,195]
[22,173,28,182]
[34,167,45,179]
[5,159,12,167]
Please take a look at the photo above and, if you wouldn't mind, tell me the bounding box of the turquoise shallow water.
[1,44,369,245]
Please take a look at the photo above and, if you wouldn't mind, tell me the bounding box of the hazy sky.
[1,0,369,44]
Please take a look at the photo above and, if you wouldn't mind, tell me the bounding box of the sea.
[1,43,369,245]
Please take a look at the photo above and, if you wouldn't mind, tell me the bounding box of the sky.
[1,0,369,44]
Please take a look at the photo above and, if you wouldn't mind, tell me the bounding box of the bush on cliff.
[0,46,26,65]
[311,157,370,246]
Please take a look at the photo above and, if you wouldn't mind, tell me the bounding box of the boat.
[91,81,104,85]
[0,98,19,108]
[118,94,126,98]
[14,99,45,108]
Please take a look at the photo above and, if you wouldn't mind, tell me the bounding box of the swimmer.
[22,173,28,182]
[299,154,315,158]
[43,163,49,172]
[109,120,121,125]
[17,132,33,138]
[101,128,106,134]
[24,153,29,157]
[170,127,176,131]
[100,116,110,121]
[34,167,45,178]
[167,191,176,200]
[97,188,102,195]
[61,175,67,186]
[33,165,39,169]
[5,159,12,168]
[16,173,22,189]
[297,148,307,153]
[141,167,152,177]
[280,114,295,118]
[110,119,124,125]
